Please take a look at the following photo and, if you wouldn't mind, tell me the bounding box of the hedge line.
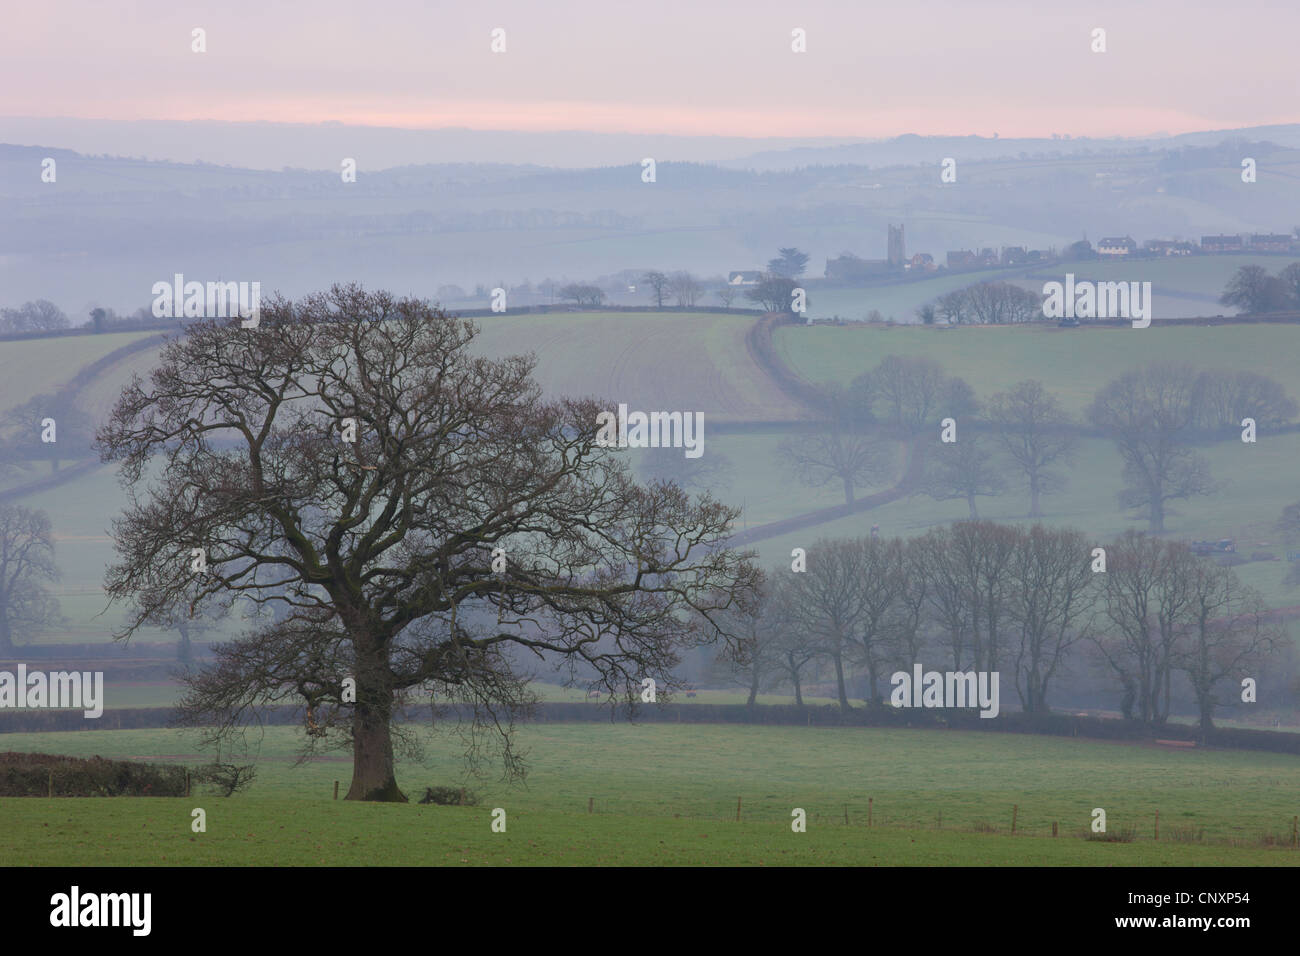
[0,751,187,797]
[3,701,1298,756]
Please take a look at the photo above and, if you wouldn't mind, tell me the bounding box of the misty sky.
[4,0,1298,141]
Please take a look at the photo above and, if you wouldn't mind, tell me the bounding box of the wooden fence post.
[1154,810,1159,841]
[844,805,849,825]
[868,797,873,828]
[1011,804,1018,835]
[1052,821,1059,837]
[1292,815,1297,849]
[185,770,190,798]
[333,780,339,800]
[588,797,594,814]
[48,769,54,798]
[736,796,742,822]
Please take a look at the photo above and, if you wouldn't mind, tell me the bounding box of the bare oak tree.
[668,272,704,308]
[642,271,669,308]
[781,538,865,709]
[4,392,97,473]
[1176,562,1278,740]
[1093,532,1199,724]
[841,536,904,705]
[853,355,976,435]
[1007,525,1096,713]
[778,427,892,506]
[986,380,1077,517]
[97,285,759,801]
[919,433,1007,519]
[765,574,821,706]
[1189,369,1297,430]
[1088,363,1217,532]
[0,505,62,654]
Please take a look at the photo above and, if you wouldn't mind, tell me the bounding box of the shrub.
[192,762,257,797]
[418,785,478,806]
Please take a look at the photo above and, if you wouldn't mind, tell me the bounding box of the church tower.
[887,223,906,268]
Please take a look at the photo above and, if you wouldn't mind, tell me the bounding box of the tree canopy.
[97,284,759,801]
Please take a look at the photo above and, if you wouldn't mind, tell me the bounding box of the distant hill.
[4,124,1300,314]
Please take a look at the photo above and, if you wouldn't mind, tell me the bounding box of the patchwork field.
[1,312,811,428]
[5,318,1300,642]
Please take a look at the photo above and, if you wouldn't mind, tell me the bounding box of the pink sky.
[4,0,1297,139]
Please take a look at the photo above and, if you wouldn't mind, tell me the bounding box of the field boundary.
[6,700,1300,755]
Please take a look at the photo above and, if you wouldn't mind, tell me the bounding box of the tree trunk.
[1120,687,1135,721]
[345,647,406,802]
[177,620,192,665]
[1199,701,1214,744]
[1150,497,1164,532]
[747,666,759,706]
[793,672,804,707]
[843,477,855,506]
[833,649,850,710]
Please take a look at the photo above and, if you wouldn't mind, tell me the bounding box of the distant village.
[727,224,1300,287]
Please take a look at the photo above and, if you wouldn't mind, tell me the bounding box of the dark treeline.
[719,523,1292,741]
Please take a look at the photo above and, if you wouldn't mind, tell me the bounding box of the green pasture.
[775,321,1300,416]
[3,723,1298,865]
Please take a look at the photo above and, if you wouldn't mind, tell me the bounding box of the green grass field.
[805,254,1297,322]
[3,723,1298,865]
[4,318,1300,648]
[1,313,807,427]
[0,330,159,417]
[775,322,1300,416]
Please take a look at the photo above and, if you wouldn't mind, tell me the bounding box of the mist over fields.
[3,121,1300,316]
[5,2,1300,888]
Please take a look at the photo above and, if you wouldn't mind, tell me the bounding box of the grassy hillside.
[0,313,809,427]
[468,311,805,424]
[776,321,1300,415]
[0,330,160,417]
[6,319,1300,644]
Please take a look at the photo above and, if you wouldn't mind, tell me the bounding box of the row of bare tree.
[932,281,1043,325]
[0,300,72,335]
[722,524,1285,736]
[778,355,1296,530]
